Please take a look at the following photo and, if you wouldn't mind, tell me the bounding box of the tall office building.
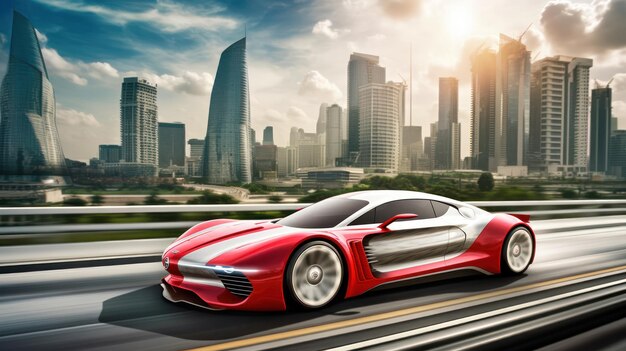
[470,50,497,171]
[120,77,158,168]
[357,82,403,170]
[529,56,593,170]
[498,35,531,167]
[294,128,325,168]
[202,37,251,184]
[451,122,461,169]
[401,126,423,171]
[609,130,626,178]
[436,77,459,170]
[325,104,343,167]
[347,53,386,163]
[262,126,274,145]
[0,11,68,181]
[316,103,328,136]
[158,122,185,168]
[99,145,121,163]
[188,139,205,158]
[589,86,612,173]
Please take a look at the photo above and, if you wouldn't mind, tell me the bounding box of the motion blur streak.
[0,216,625,350]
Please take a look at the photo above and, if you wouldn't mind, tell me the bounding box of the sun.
[445,6,475,40]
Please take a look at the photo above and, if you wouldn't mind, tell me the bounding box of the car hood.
[163,220,314,262]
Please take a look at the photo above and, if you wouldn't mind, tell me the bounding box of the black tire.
[285,241,344,309]
[501,227,534,275]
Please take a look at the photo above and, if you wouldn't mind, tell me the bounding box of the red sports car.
[161,190,536,311]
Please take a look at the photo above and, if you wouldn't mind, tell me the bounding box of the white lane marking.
[327,278,626,351]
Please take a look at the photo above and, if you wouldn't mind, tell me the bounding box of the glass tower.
[202,37,251,184]
[0,11,67,181]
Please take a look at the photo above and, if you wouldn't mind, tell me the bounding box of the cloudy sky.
[1,0,625,162]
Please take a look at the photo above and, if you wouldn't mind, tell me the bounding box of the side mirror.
[378,213,418,229]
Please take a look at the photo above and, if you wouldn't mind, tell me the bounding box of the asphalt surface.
[0,218,625,351]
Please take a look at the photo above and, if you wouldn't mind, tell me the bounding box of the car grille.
[213,270,253,298]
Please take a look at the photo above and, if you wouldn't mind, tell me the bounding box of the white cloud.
[85,62,119,79]
[312,19,339,39]
[138,71,214,96]
[42,47,88,85]
[37,0,237,33]
[298,70,342,103]
[262,107,309,125]
[57,106,101,127]
[35,29,48,44]
[41,40,118,86]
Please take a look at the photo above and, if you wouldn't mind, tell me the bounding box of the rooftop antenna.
[409,42,413,126]
[244,23,247,37]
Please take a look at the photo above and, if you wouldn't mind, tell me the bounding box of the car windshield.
[277,198,369,228]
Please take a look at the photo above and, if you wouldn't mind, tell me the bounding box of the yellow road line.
[186,265,626,351]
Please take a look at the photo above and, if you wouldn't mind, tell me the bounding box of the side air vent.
[213,270,253,298]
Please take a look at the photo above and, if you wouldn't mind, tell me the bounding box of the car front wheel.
[286,241,343,309]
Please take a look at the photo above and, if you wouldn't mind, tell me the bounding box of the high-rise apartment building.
[158,122,185,168]
[470,50,497,171]
[120,77,158,168]
[202,37,252,184]
[262,126,274,145]
[357,82,403,171]
[347,53,386,163]
[498,34,531,167]
[529,56,593,170]
[401,126,423,172]
[188,139,205,158]
[325,104,343,167]
[609,130,626,178]
[589,86,612,173]
[0,11,68,181]
[436,77,459,170]
[99,145,121,163]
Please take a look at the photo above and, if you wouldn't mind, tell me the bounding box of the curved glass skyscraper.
[0,11,67,181]
[202,37,251,184]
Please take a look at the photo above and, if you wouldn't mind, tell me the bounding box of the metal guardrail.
[2,199,626,215]
[1,200,625,237]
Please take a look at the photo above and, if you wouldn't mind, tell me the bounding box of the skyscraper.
[357,82,403,170]
[470,50,497,171]
[99,145,121,163]
[498,34,531,167]
[202,37,251,184]
[325,104,343,167]
[347,53,386,163]
[529,56,593,170]
[158,122,185,168]
[436,77,459,170]
[589,86,612,173]
[188,138,205,158]
[120,77,158,168]
[316,103,328,135]
[0,11,67,181]
[262,126,274,145]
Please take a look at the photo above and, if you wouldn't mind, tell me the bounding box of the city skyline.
[0,1,625,163]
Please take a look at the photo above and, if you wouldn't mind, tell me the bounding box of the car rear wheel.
[286,241,343,309]
[501,227,533,275]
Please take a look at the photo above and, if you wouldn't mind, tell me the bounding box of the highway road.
[0,217,625,350]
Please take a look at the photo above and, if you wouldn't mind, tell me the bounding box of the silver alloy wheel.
[506,229,533,273]
[291,244,342,308]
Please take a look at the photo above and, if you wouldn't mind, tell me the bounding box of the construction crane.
[518,23,532,42]
[606,77,614,88]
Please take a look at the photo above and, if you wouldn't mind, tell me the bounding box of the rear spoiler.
[508,213,531,222]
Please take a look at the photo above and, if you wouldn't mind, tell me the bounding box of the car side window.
[431,201,453,217]
[349,199,436,226]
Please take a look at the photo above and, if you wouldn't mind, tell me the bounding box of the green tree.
[560,188,578,199]
[144,193,169,205]
[187,190,239,204]
[63,197,87,206]
[90,194,104,206]
[477,172,495,192]
[268,195,283,203]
